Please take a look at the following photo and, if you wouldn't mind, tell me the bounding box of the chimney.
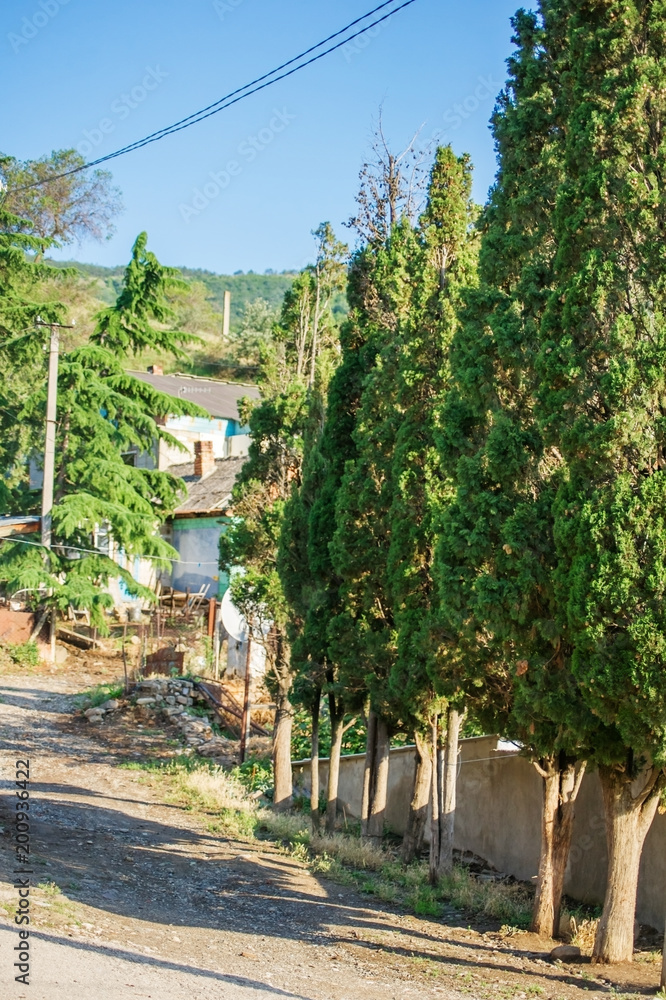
[148,364,163,375]
[194,440,215,479]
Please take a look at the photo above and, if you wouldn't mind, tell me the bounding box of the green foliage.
[230,757,273,794]
[76,681,124,709]
[0,227,206,628]
[1,149,122,248]
[1,641,40,669]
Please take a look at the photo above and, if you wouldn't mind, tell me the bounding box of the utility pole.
[35,318,73,662]
[222,290,231,344]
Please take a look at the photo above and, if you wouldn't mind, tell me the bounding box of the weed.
[1,641,40,670]
[37,881,62,895]
[76,682,124,710]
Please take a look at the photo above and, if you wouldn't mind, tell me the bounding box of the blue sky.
[1,0,520,273]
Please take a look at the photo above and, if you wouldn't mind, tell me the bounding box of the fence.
[293,735,666,931]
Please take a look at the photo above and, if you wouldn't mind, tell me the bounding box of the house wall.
[157,416,249,470]
[170,516,229,598]
[293,738,666,931]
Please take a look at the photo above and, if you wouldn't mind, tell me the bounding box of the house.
[117,370,260,605]
[129,368,260,469]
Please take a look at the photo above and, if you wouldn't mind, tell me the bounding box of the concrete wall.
[293,737,666,931]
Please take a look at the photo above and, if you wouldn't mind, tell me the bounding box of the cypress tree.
[536,0,666,963]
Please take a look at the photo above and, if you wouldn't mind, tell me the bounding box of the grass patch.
[0,641,40,671]
[117,755,532,930]
[76,681,125,710]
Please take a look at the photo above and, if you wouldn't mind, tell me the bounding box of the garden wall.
[293,736,666,931]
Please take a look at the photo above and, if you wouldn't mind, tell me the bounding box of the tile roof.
[170,456,247,515]
[129,371,260,422]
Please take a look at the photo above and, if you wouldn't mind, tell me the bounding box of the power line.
[0,533,219,567]
[6,0,419,195]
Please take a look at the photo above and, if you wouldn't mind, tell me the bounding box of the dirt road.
[0,668,470,1000]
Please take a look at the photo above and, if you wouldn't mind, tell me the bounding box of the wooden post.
[207,598,216,639]
[122,623,129,693]
[239,633,252,763]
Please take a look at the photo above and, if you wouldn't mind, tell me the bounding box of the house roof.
[171,456,247,516]
[0,516,41,539]
[129,371,260,423]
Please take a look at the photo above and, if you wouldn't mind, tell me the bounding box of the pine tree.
[0,231,203,627]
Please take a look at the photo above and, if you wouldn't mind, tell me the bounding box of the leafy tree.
[220,225,347,810]
[1,149,122,250]
[0,230,203,627]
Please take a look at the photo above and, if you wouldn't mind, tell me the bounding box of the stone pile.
[134,677,215,748]
[84,698,120,723]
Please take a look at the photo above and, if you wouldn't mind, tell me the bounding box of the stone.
[176,695,188,705]
[165,696,176,705]
[550,945,581,962]
[136,697,156,706]
[100,699,119,711]
[84,707,105,718]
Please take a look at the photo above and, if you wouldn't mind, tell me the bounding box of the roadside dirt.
[0,653,662,1000]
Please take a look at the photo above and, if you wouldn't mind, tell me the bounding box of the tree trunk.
[272,668,293,812]
[402,730,432,863]
[326,711,344,834]
[661,916,666,990]
[438,706,463,876]
[310,688,321,833]
[429,713,441,884]
[593,765,664,964]
[366,717,390,845]
[531,755,586,938]
[361,709,378,838]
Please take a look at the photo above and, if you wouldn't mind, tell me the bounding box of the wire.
[0,533,220,567]
[7,0,419,194]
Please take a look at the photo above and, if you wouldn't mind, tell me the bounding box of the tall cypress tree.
[435,8,597,937]
[536,0,666,963]
[387,146,479,871]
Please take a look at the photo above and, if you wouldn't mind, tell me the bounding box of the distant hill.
[45,259,298,331]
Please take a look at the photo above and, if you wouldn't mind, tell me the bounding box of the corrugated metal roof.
[129,371,260,422]
[171,456,247,515]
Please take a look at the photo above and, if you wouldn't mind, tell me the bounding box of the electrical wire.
[7,0,419,195]
[0,533,219,567]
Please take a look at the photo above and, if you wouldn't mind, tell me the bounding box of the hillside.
[45,259,298,332]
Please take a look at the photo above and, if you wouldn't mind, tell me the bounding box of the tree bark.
[402,730,432,863]
[310,688,321,833]
[272,661,294,812]
[429,713,441,884]
[326,710,344,834]
[361,709,378,838]
[366,716,390,845]
[438,706,463,877]
[531,755,586,939]
[593,764,664,964]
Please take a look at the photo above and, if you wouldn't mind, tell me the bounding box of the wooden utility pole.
[36,318,73,663]
[239,632,252,763]
[222,290,231,343]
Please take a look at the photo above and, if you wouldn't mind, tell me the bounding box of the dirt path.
[0,668,469,1000]
[0,665,660,1000]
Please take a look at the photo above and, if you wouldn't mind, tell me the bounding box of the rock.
[54,645,69,665]
[100,699,119,711]
[84,707,105,718]
[176,695,188,705]
[166,696,176,705]
[130,635,141,646]
[136,697,156,706]
[550,945,581,962]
